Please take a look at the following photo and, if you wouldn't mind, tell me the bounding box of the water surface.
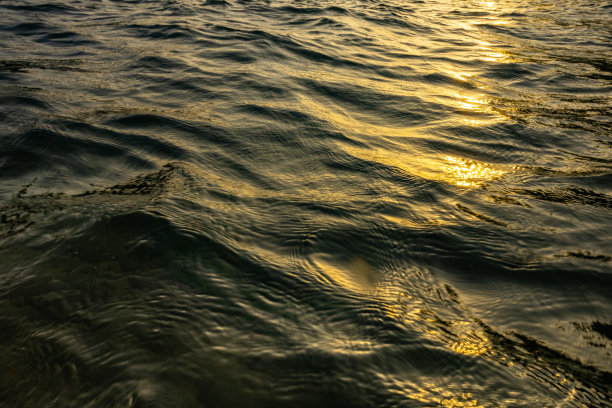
[1,0,611,406]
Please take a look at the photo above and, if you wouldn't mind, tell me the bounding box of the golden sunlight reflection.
[380,291,421,323]
[458,0,511,31]
[310,254,378,294]
[386,379,486,408]
[443,155,505,187]
[441,89,505,125]
[449,71,472,82]
[441,394,485,408]
[480,47,511,63]
[337,143,505,189]
[454,93,493,113]
[451,336,491,356]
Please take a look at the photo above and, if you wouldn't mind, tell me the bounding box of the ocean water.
[1,0,611,406]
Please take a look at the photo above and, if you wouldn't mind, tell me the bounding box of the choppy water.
[1,0,611,406]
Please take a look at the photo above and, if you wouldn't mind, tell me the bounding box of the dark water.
[1,0,611,406]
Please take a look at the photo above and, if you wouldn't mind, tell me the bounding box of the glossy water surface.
[1,0,611,406]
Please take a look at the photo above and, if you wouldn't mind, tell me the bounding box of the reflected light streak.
[451,337,491,356]
[453,93,493,113]
[338,144,505,189]
[394,380,486,408]
[441,394,485,408]
[446,91,506,125]
[449,71,472,82]
[443,155,505,187]
[310,254,378,295]
[480,47,512,63]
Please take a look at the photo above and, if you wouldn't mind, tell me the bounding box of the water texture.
[1,0,611,406]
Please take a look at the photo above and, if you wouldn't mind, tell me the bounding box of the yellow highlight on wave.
[442,155,505,187]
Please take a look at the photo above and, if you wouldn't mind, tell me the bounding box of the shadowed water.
[1,0,611,407]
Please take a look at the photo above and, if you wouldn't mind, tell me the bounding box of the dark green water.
[1,0,611,406]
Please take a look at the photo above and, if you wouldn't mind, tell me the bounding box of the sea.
[0,0,611,406]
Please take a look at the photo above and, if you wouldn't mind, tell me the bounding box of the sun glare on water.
[442,155,505,187]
